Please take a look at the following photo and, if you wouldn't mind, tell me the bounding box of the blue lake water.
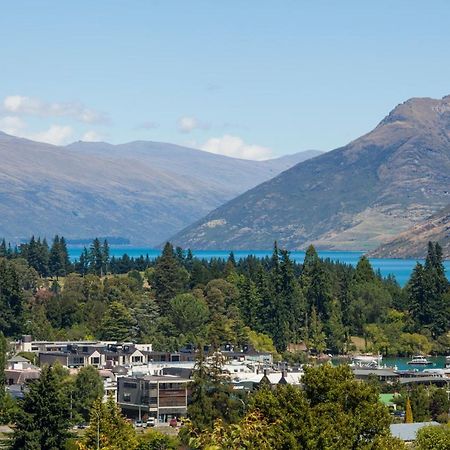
[68,247,450,287]
[382,356,446,371]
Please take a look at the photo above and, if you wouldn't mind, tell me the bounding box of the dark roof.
[39,351,69,357]
[399,376,449,385]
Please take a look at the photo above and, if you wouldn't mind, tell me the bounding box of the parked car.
[134,419,144,428]
[146,417,156,427]
[169,418,178,428]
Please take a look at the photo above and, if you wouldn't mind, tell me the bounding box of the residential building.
[117,375,189,423]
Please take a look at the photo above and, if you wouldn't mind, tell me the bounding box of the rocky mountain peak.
[170,95,450,250]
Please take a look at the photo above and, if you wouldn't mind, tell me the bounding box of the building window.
[91,357,100,365]
[71,356,85,365]
[123,382,137,389]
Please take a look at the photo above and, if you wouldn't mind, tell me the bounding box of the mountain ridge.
[0,132,320,244]
[369,205,450,259]
[169,95,450,250]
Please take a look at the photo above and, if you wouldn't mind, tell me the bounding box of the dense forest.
[0,236,449,356]
[1,237,449,449]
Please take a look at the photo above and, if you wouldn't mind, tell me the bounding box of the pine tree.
[326,300,347,354]
[9,365,71,449]
[265,243,291,351]
[0,332,6,410]
[187,349,241,431]
[102,239,110,275]
[79,247,89,275]
[408,263,430,329]
[150,242,188,314]
[239,277,263,332]
[354,256,376,284]
[0,259,24,337]
[49,235,69,278]
[280,249,305,343]
[424,242,450,337]
[223,251,237,277]
[78,396,138,450]
[89,238,104,276]
[302,244,319,273]
[59,236,71,270]
[175,246,185,264]
[22,235,50,276]
[309,306,326,354]
[0,239,6,257]
[405,397,413,423]
[185,248,194,272]
[408,244,450,338]
[99,301,135,341]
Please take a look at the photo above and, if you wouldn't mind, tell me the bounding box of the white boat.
[407,355,433,366]
[351,354,382,368]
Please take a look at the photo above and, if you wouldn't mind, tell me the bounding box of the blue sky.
[1,0,450,159]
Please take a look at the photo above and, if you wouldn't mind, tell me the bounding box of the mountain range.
[369,204,450,259]
[171,95,450,250]
[0,131,320,244]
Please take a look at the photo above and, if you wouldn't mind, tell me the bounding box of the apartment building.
[117,375,189,423]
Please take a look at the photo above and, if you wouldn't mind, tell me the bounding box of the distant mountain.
[0,132,319,245]
[66,141,322,195]
[369,205,450,259]
[170,95,450,250]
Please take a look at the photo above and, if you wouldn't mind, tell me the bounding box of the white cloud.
[3,95,109,124]
[0,115,26,135]
[82,130,103,142]
[200,134,272,160]
[31,125,74,145]
[177,116,209,133]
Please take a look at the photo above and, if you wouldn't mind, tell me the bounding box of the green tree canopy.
[99,301,136,341]
[9,365,71,450]
[72,365,105,422]
[169,293,209,336]
[78,396,138,450]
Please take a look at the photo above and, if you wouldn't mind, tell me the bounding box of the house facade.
[117,375,189,423]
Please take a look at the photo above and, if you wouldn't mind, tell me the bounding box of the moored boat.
[351,354,383,368]
[407,355,433,366]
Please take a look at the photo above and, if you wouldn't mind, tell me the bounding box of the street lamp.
[92,409,101,450]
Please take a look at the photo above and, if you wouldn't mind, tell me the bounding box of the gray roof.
[142,375,189,382]
[8,356,30,363]
[352,369,398,377]
[390,422,439,441]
